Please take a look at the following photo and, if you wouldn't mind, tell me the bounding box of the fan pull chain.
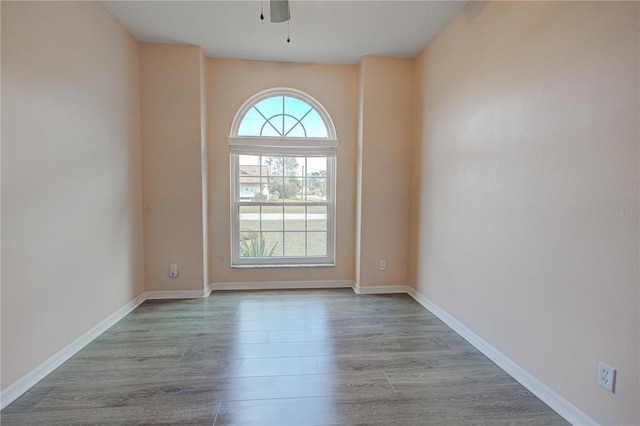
[286,0,291,42]
[260,0,264,20]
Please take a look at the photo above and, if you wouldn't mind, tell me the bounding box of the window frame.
[229,88,338,268]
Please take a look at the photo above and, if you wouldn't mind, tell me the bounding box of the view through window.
[229,90,337,266]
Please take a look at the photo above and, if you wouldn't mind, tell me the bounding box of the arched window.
[229,88,337,267]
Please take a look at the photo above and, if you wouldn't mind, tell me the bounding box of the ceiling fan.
[260,0,291,42]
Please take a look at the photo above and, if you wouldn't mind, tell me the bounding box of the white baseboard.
[406,287,597,426]
[1,293,146,410]
[209,280,354,291]
[2,283,596,425]
[354,284,412,295]
[1,287,215,409]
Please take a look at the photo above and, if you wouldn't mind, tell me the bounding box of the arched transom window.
[237,95,330,138]
[229,88,337,267]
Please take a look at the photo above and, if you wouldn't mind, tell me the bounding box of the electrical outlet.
[597,362,616,392]
[169,263,179,278]
[379,260,386,271]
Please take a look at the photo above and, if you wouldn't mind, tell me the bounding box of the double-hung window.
[229,88,337,267]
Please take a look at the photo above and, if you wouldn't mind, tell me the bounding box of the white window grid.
[229,88,337,268]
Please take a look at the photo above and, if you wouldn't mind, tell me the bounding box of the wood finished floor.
[2,290,569,425]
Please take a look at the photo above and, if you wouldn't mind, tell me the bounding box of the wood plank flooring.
[1,289,569,425]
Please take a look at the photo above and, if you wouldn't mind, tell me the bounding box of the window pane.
[267,176,284,202]
[262,118,282,137]
[254,97,284,136]
[284,232,306,256]
[306,178,326,201]
[237,108,263,136]
[284,206,305,231]
[285,177,304,201]
[262,232,283,257]
[239,154,260,166]
[284,157,303,177]
[307,232,327,256]
[284,96,310,117]
[239,206,260,231]
[301,109,328,138]
[284,115,305,138]
[306,157,327,176]
[262,206,283,231]
[238,155,265,201]
[239,232,259,257]
[263,156,283,176]
[306,157,327,202]
[255,96,282,115]
[239,232,283,257]
[307,206,327,230]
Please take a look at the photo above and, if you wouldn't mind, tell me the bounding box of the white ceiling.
[101,1,468,65]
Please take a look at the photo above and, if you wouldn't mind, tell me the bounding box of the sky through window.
[237,96,328,138]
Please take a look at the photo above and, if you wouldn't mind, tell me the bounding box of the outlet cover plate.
[169,264,179,278]
[597,362,615,392]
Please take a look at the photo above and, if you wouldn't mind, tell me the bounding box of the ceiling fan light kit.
[261,0,291,43]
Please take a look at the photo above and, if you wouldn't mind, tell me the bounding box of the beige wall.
[3,2,638,423]
[206,58,358,284]
[357,56,413,288]
[1,1,144,389]
[413,2,639,424]
[139,44,207,292]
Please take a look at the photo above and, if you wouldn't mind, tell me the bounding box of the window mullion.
[259,154,263,254]
[304,157,308,257]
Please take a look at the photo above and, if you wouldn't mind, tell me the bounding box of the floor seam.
[178,344,190,362]
[383,370,397,393]
[212,401,222,425]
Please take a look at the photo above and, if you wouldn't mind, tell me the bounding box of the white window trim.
[229,137,337,150]
[230,153,336,268]
[229,88,338,268]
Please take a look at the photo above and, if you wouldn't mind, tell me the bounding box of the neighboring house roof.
[239,165,269,184]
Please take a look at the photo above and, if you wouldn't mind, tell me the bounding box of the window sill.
[231,263,335,269]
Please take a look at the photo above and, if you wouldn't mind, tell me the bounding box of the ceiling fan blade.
[270,0,290,23]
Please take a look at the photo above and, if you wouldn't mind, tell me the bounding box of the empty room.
[1,1,638,425]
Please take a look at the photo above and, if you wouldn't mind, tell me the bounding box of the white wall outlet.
[597,361,616,392]
[169,263,179,278]
[379,260,386,271]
